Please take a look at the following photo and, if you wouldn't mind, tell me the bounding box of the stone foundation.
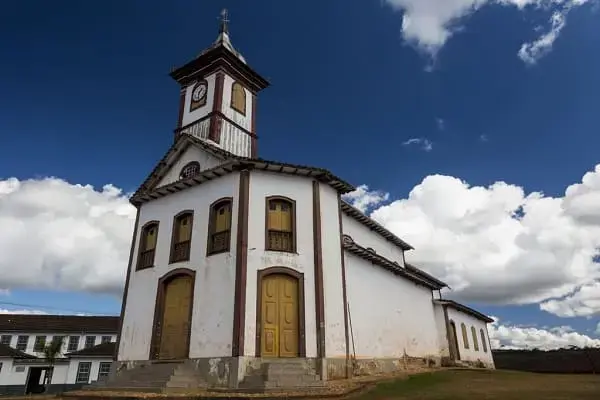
[327,355,440,380]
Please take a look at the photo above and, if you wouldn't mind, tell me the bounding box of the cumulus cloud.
[344,164,600,317]
[402,137,433,151]
[343,185,390,213]
[0,177,135,294]
[0,309,48,315]
[490,317,600,349]
[383,0,589,64]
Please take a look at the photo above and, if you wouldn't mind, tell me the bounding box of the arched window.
[461,323,469,349]
[137,221,159,270]
[208,198,233,255]
[180,162,200,180]
[170,211,194,263]
[230,82,246,115]
[471,326,479,351]
[480,329,488,353]
[266,197,295,252]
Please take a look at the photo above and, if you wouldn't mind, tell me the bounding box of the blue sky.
[1,1,599,348]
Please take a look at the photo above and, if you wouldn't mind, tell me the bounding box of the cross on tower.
[219,9,229,34]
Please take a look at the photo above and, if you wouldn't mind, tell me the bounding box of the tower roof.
[198,9,246,64]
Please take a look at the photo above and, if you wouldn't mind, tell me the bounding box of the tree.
[42,336,64,387]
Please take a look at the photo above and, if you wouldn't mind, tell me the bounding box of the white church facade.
[114,11,495,389]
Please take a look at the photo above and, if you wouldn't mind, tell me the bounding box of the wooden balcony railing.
[208,230,230,254]
[267,230,294,252]
[171,240,191,263]
[138,249,155,269]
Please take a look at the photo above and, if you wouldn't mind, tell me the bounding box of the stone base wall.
[327,355,441,380]
[0,383,85,396]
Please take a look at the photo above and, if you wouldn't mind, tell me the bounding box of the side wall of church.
[344,252,440,360]
[446,308,495,368]
[341,215,406,265]
[118,173,241,361]
[242,171,318,358]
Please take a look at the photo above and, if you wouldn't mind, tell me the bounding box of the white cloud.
[383,0,589,64]
[0,177,135,294]
[343,185,390,213]
[0,309,48,315]
[344,164,600,317]
[490,317,600,349]
[403,137,434,151]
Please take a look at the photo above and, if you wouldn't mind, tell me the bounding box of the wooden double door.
[259,274,300,358]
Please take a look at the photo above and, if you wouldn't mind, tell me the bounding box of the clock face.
[192,82,207,102]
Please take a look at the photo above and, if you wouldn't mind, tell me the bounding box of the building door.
[449,321,461,361]
[260,274,299,358]
[157,274,193,359]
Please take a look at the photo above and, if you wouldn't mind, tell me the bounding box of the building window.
[266,197,296,252]
[170,211,193,263]
[461,323,469,349]
[0,362,2,373]
[76,362,92,383]
[230,82,246,115]
[98,362,111,380]
[207,198,232,255]
[16,335,28,351]
[33,336,46,352]
[179,162,200,180]
[67,336,80,352]
[0,335,11,346]
[137,221,159,270]
[480,329,488,353]
[84,336,96,349]
[101,336,112,344]
[51,336,64,349]
[470,326,479,351]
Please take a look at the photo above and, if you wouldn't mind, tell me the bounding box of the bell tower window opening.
[230,82,246,115]
[180,162,200,180]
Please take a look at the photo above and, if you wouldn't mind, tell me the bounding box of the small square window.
[84,336,96,348]
[98,362,112,380]
[68,336,80,352]
[0,335,11,346]
[16,336,28,351]
[101,336,112,344]
[76,362,91,383]
[33,336,46,352]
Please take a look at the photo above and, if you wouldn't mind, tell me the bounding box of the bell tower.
[170,9,269,158]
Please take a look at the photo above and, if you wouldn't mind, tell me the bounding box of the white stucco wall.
[344,252,439,359]
[0,360,71,386]
[433,305,450,358]
[0,358,15,386]
[319,186,346,358]
[156,146,227,188]
[181,73,217,127]
[341,216,406,265]
[447,308,495,367]
[0,334,116,357]
[119,173,240,361]
[243,172,318,358]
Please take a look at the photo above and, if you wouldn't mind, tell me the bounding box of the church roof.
[342,235,446,290]
[434,299,494,323]
[340,201,414,251]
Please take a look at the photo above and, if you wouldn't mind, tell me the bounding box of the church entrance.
[152,269,195,360]
[257,270,303,358]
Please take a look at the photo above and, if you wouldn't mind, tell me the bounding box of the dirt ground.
[356,369,600,400]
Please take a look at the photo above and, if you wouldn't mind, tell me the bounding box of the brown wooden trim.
[149,268,196,360]
[264,196,297,253]
[178,111,258,139]
[209,72,225,143]
[114,207,141,361]
[254,266,306,358]
[337,194,350,377]
[448,317,461,361]
[230,81,247,116]
[232,170,250,357]
[168,210,194,264]
[312,181,325,369]
[442,305,456,361]
[206,197,233,256]
[251,93,257,158]
[135,220,160,271]
[176,87,186,131]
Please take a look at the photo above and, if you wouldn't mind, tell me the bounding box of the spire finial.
[219,8,229,34]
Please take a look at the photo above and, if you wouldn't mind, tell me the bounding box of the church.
[114,10,495,390]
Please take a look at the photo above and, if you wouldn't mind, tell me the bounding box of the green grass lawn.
[356,369,600,400]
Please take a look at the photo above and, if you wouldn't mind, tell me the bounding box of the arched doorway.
[449,320,461,361]
[151,269,195,360]
[256,268,305,358]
